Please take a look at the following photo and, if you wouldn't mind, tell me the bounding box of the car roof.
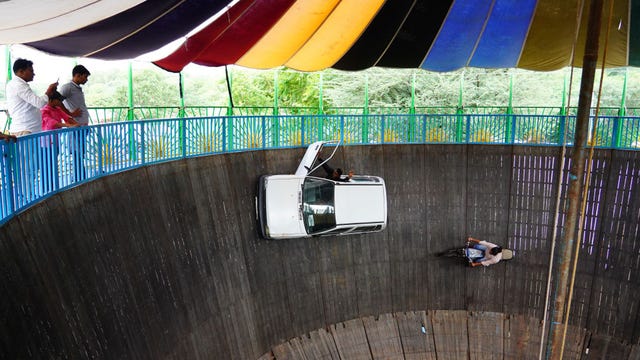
[334,182,386,225]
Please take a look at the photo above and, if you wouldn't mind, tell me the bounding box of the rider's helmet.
[502,249,514,260]
[490,246,502,256]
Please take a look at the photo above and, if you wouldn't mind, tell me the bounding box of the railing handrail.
[1,113,639,226]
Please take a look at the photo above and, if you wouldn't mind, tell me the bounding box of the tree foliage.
[10,61,639,111]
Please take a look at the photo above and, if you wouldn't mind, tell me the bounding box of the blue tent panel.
[421,0,494,72]
[469,0,537,68]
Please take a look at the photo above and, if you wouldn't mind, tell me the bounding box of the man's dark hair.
[72,65,91,76]
[13,58,33,74]
[490,246,503,256]
[335,168,343,176]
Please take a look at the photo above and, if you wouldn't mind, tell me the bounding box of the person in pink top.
[41,91,78,131]
[40,91,78,192]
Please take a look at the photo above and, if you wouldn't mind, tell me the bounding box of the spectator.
[6,59,58,199]
[6,58,57,136]
[41,91,79,131]
[59,65,91,181]
[40,91,78,191]
[59,65,90,126]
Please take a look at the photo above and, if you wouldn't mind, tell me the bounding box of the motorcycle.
[437,241,514,266]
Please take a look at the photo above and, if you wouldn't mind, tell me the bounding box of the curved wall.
[1,145,639,358]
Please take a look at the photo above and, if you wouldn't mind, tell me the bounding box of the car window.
[302,177,336,234]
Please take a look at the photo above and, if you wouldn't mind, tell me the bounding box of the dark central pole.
[546,0,604,358]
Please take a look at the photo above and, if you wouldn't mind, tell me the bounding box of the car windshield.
[302,177,336,234]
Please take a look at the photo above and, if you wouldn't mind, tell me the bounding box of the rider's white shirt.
[478,240,502,266]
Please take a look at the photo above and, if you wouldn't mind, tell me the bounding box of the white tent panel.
[0,0,145,44]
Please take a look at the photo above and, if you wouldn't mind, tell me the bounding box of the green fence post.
[226,67,234,150]
[614,68,628,147]
[4,45,12,133]
[273,70,279,116]
[4,45,10,82]
[316,73,323,143]
[363,74,369,143]
[318,73,324,115]
[506,72,514,143]
[178,72,186,118]
[409,72,416,142]
[127,62,134,121]
[126,62,137,162]
[178,72,186,156]
[273,70,279,147]
[619,67,627,116]
[456,72,464,143]
[561,70,568,116]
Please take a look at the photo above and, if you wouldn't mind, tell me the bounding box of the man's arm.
[61,105,82,118]
[0,133,17,142]
[480,254,501,266]
[478,240,497,248]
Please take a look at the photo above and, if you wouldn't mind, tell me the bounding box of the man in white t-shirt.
[6,58,58,136]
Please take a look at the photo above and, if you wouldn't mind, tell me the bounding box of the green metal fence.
[2,113,639,225]
[76,105,640,125]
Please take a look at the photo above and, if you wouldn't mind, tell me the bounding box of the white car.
[256,141,387,239]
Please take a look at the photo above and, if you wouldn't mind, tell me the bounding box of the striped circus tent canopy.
[1,0,637,72]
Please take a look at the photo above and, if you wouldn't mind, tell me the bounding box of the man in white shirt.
[6,59,77,199]
[467,236,504,267]
[6,58,58,136]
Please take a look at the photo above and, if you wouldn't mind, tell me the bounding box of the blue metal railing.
[1,114,639,225]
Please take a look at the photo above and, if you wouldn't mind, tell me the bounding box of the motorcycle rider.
[467,236,511,267]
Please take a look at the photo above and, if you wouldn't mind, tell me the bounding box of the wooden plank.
[628,343,640,360]
[318,238,358,326]
[505,147,561,320]
[585,150,640,341]
[281,239,325,337]
[257,351,276,360]
[467,311,504,360]
[503,314,542,360]
[272,338,307,359]
[382,145,430,311]
[431,310,469,359]
[362,314,403,359]
[395,311,437,360]
[425,145,468,310]
[330,319,372,360]
[558,324,587,360]
[465,146,511,313]
[299,328,340,359]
